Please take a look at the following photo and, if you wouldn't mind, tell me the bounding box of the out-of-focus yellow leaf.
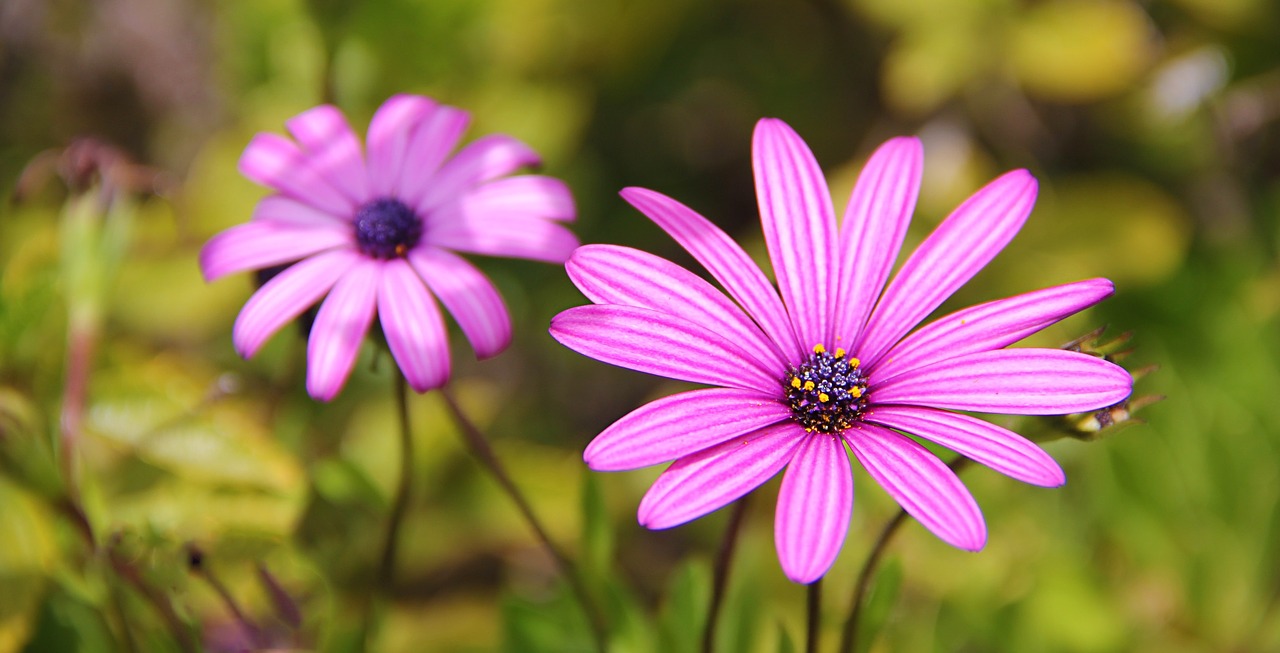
[1008,0,1153,103]
[882,26,985,115]
[0,479,55,653]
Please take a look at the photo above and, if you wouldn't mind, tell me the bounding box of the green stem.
[379,370,414,589]
[702,495,750,653]
[440,387,608,652]
[806,577,823,653]
[838,456,971,653]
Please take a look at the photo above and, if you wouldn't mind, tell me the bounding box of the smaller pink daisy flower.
[201,95,577,400]
[550,119,1132,583]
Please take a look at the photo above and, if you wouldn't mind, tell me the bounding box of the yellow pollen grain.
[803,380,815,391]
[834,347,846,359]
[818,392,830,403]
[790,377,802,389]
[851,387,863,398]
[813,344,826,354]
[849,357,861,368]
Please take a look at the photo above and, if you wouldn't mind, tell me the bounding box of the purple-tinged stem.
[806,577,823,653]
[839,456,971,653]
[440,387,608,652]
[702,495,751,653]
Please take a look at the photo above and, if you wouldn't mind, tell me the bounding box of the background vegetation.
[1,0,1278,651]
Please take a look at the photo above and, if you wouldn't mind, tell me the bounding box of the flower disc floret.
[354,198,422,259]
[785,344,867,433]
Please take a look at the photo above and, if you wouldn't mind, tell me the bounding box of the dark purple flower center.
[784,344,868,434]
[354,198,422,259]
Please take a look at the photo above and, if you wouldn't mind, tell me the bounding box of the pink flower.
[550,119,1131,583]
[201,95,577,400]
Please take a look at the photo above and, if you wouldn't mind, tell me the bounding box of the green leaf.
[658,559,710,653]
[857,558,903,653]
[579,472,614,582]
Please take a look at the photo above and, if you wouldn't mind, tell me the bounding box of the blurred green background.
[1,0,1279,651]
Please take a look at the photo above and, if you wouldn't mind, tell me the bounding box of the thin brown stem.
[440,387,608,651]
[702,495,750,653]
[108,542,198,653]
[806,578,823,653]
[189,546,261,648]
[362,370,414,651]
[838,457,971,653]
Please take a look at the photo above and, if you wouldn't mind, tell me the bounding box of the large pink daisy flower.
[201,95,577,400]
[550,119,1131,583]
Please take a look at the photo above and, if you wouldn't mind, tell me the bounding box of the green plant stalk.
[440,387,609,652]
[703,494,750,653]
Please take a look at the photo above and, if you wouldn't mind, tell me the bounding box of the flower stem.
[838,456,971,653]
[439,387,608,652]
[379,370,414,589]
[702,495,750,653]
[806,577,823,653]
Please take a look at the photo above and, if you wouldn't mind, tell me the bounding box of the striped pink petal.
[621,187,803,363]
[845,423,986,551]
[200,221,351,282]
[232,249,361,357]
[833,137,922,346]
[585,388,791,471]
[456,175,576,222]
[871,278,1115,383]
[397,105,471,205]
[250,195,348,226]
[409,247,511,359]
[871,349,1133,414]
[638,422,803,529]
[306,260,382,401]
[856,170,1038,367]
[428,205,580,263]
[365,94,436,197]
[866,406,1064,487]
[567,245,786,374]
[415,134,542,214]
[239,133,353,216]
[753,119,838,347]
[775,434,853,583]
[549,305,779,392]
[285,105,368,202]
[378,259,450,392]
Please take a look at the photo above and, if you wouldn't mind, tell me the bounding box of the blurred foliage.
[1,0,1279,651]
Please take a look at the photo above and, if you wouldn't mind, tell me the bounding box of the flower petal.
[549,305,779,392]
[200,221,352,282]
[637,422,803,529]
[397,104,471,204]
[867,406,1064,487]
[285,105,368,202]
[753,119,838,348]
[845,423,986,551]
[455,175,576,222]
[871,349,1133,414]
[775,434,853,583]
[409,247,511,359]
[250,195,348,226]
[306,260,382,401]
[365,94,436,198]
[378,259,450,392]
[239,133,354,216]
[428,205,580,263]
[232,249,360,357]
[833,137,923,346]
[856,170,1039,367]
[871,278,1115,383]
[567,245,787,375]
[620,187,803,362]
[585,387,791,471]
[415,134,542,214]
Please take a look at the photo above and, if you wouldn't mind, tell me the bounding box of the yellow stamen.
[848,357,861,368]
[803,380,815,391]
[813,344,826,354]
[790,377,802,389]
[818,392,830,403]
[834,347,846,359]
[850,387,863,398]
